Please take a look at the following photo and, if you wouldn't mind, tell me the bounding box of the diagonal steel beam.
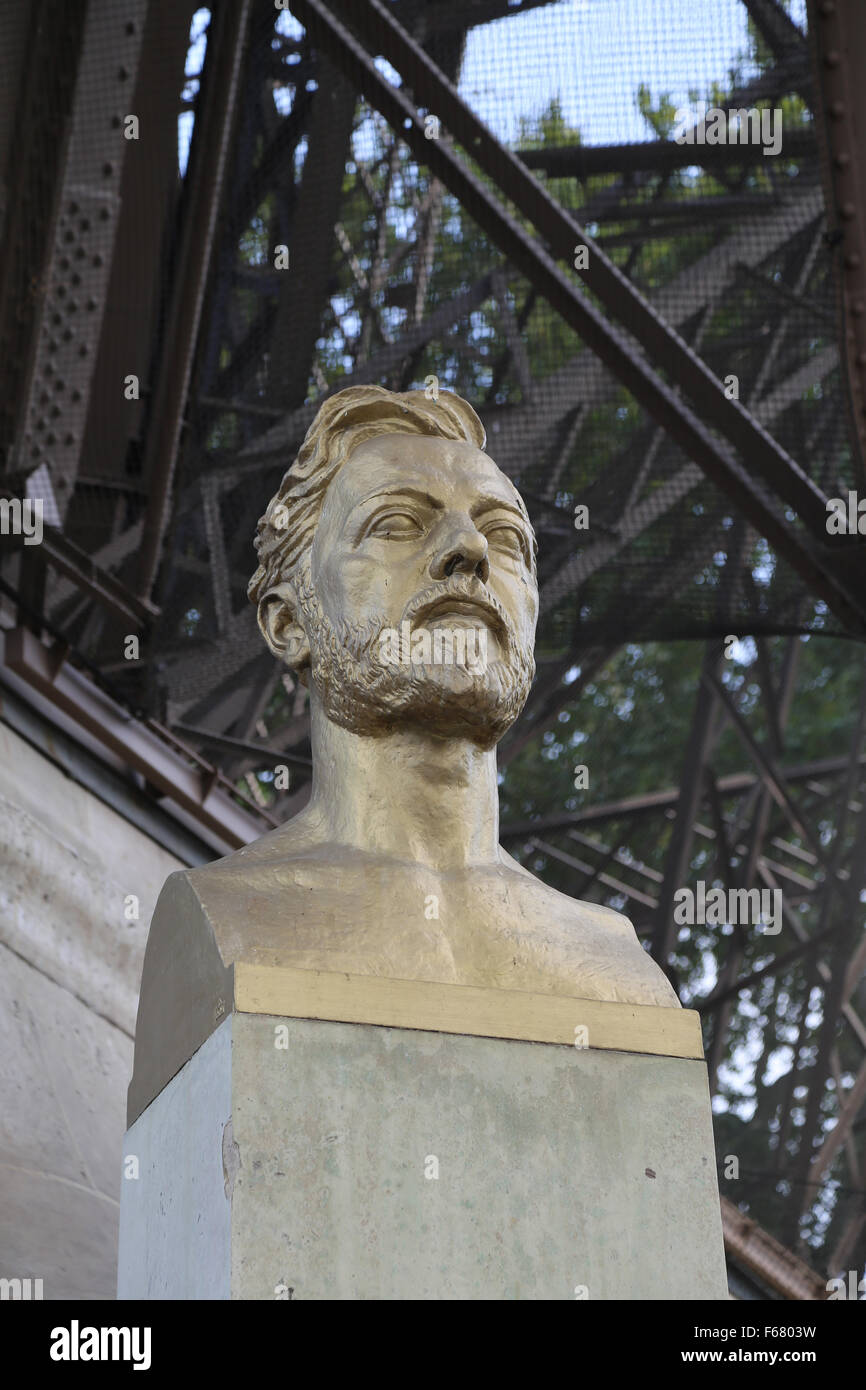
[135,0,253,601]
[317,4,825,514]
[528,836,659,911]
[290,0,866,633]
[703,669,824,858]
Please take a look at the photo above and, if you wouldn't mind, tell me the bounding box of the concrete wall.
[0,719,183,1299]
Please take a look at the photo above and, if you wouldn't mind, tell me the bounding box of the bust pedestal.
[117,964,727,1300]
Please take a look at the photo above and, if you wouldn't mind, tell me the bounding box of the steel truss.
[1,0,866,1275]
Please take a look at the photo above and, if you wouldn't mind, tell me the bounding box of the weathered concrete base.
[118,1011,727,1300]
[0,716,183,1300]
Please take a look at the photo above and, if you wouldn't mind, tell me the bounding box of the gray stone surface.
[118,1018,231,1300]
[119,1011,728,1300]
[0,719,179,1037]
[0,719,184,1299]
[0,945,130,1299]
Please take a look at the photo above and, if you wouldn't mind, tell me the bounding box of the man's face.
[297,433,538,745]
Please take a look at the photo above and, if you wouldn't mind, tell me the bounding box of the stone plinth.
[118,967,727,1300]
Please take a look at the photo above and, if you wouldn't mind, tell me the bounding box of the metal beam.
[2,625,272,846]
[703,669,823,857]
[807,0,866,481]
[650,641,725,963]
[0,490,157,629]
[518,128,815,179]
[500,750,866,839]
[135,0,253,600]
[171,722,312,769]
[290,0,866,632]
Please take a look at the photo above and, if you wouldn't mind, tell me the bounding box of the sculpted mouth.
[414,597,499,630]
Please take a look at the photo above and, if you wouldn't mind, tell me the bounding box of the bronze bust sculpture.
[130,385,677,1117]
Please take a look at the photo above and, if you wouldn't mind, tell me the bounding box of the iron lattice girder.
[289,0,866,636]
[807,0,866,481]
[519,129,816,180]
[0,489,157,631]
[3,625,276,844]
[159,101,841,727]
[135,0,253,602]
[176,170,825,716]
[0,0,148,517]
[499,750,866,840]
[500,636,866,1234]
[0,0,88,467]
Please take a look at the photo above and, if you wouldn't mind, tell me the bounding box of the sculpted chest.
[128,851,678,1121]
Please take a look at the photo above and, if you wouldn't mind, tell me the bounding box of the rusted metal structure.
[1,0,865,1279]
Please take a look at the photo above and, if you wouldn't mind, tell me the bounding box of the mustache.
[400,574,514,647]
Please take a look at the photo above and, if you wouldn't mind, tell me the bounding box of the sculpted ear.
[257,582,311,680]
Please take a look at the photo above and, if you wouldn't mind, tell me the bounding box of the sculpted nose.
[431,521,489,583]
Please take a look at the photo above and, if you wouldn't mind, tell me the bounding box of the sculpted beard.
[291,562,535,747]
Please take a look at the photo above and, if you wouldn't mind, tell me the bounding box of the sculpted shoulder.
[487,854,681,1007]
[169,835,680,1009]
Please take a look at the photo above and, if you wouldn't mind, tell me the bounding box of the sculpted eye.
[366,510,422,539]
[484,523,529,562]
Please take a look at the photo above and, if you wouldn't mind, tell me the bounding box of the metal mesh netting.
[128,0,855,735]
[4,0,866,1287]
[1,1,853,730]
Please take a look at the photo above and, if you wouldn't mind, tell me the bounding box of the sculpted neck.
[301,690,501,868]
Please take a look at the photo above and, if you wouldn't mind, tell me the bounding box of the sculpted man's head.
[248,385,538,750]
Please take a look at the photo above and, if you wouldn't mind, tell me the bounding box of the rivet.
[841,202,856,220]
[829,100,845,119]
[825,50,841,67]
[845,253,861,270]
